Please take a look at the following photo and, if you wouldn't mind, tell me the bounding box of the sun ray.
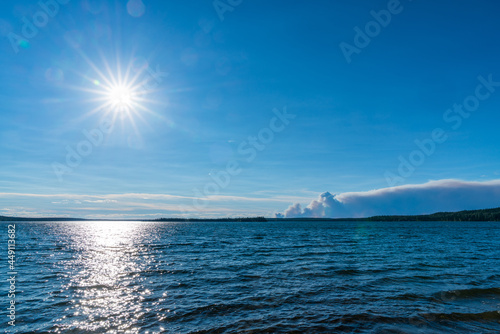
[59,45,178,145]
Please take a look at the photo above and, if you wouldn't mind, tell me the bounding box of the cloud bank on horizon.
[279,180,500,218]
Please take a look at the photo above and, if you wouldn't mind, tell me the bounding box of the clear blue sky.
[1,0,500,218]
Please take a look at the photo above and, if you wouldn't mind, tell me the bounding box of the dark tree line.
[366,207,500,222]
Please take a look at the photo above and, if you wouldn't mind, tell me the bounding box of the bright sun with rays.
[78,55,163,124]
[73,53,169,143]
[107,85,136,110]
[94,76,144,115]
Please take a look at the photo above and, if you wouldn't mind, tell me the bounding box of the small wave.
[68,284,114,291]
[239,274,262,280]
[335,269,362,276]
[422,310,500,322]
[389,292,426,301]
[434,287,500,301]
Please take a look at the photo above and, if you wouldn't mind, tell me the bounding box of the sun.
[71,52,169,137]
[107,85,135,110]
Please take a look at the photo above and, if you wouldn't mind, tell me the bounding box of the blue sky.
[1,0,500,218]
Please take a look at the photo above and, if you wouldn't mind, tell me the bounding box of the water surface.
[2,221,500,333]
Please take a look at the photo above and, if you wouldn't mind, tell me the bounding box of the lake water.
[1,221,500,333]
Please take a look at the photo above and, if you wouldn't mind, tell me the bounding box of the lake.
[2,221,500,333]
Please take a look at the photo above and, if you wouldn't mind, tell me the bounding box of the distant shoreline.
[1,207,500,222]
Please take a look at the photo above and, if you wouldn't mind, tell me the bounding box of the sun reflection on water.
[53,221,154,333]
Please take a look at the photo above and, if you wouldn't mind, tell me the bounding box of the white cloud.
[0,191,303,219]
[83,199,118,204]
[280,179,500,218]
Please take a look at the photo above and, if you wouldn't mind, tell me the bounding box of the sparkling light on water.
[53,222,155,333]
